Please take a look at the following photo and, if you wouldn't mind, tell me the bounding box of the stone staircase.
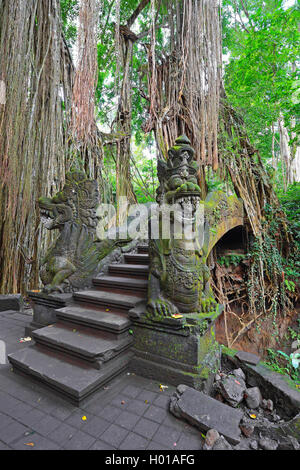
[8,245,149,404]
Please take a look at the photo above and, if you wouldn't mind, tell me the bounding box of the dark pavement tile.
[81,399,106,416]
[0,440,11,450]
[7,402,34,420]
[98,404,122,423]
[126,399,150,416]
[30,415,62,436]
[12,433,61,450]
[117,410,141,431]
[162,411,191,431]
[136,389,159,404]
[89,440,115,450]
[110,394,133,410]
[81,415,111,438]
[121,384,141,399]
[100,423,129,448]
[153,393,170,410]
[152,424,181,448]
[175,431,202,450]
[62,430,96,450]
[133,417,160,440]
[0,412,14,429]
[143,404,167,424]
[49,403,77,420]
[20,408,46,428]
[146,441,172,450]
[0,420,30,444]
[0,392,23,413]
[119,432,148,450]
[64,410,94,429]
[47,422,77,445]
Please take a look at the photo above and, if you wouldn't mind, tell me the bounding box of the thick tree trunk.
[144,0,222,198]
[71,0,103,182]
[0,0,73,294]
[115,35,137,223]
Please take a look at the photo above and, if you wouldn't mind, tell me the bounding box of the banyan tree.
[0,0,298,353]
[140,0,296,351]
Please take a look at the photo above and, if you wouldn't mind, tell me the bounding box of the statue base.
[129,303,223,393]
[25,291,73,336]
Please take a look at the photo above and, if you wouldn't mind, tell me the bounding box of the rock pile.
[169,360,300,451]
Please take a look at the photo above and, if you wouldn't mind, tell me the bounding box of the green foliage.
[277,183,300,286]
[60,0,78,45]
[265,347,300,382]
[218,253,246,267]
[222,0,299,165]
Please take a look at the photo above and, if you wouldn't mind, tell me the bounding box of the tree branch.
[127,0,150,28]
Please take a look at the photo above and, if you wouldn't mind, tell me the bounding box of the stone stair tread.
[137,245,149,253]
[109,263,149,270]
[124,253,149,259]
[93,275,148,288]
[74,289,142,308]
[56,305,130,331]
[8,346,130,402]
[33,324,131,359]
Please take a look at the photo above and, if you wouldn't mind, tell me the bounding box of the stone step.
[32,323,132,366]
[8,345,132,404]
[92,275,148,294]
[56,304,130,334]
[124,253,149,265]
[73,289,142,312]
[170,386,243,445]
[108,263,149,279]
[137,245,149,254]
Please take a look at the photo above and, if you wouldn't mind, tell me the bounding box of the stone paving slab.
[0,309,203,450]
[170,385,243,444]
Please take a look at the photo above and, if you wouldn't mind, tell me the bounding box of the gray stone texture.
[169,385,243,444]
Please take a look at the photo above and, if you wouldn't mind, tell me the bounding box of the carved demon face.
[39,197,73,230]
[39,170,99,230]
[157,135,201,225]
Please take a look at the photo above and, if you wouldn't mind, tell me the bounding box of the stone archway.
[202,191,244,261]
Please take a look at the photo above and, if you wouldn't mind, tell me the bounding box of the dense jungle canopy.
[0,0,299,353]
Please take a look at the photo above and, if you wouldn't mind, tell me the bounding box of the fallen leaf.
[81,416,87,421]
[249,413,257,419]
[24,442,35,447]
[19,337,32,343]
[159,384,168,391]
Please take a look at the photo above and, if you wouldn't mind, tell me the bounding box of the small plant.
[218,254,245,268]
[265,348,300,383]
[284,279,296,292]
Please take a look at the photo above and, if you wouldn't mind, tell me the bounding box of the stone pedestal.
[25,291,73,336]
[0,294,24,312]
[129,303,222,393]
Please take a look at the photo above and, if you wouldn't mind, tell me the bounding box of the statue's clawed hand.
[148,297,179,318]
[43,284,64,294]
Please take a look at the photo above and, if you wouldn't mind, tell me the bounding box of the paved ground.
[0,309,203,451]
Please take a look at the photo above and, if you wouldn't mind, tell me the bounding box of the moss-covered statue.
[147,136,243,319]
[39,170,116,293]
